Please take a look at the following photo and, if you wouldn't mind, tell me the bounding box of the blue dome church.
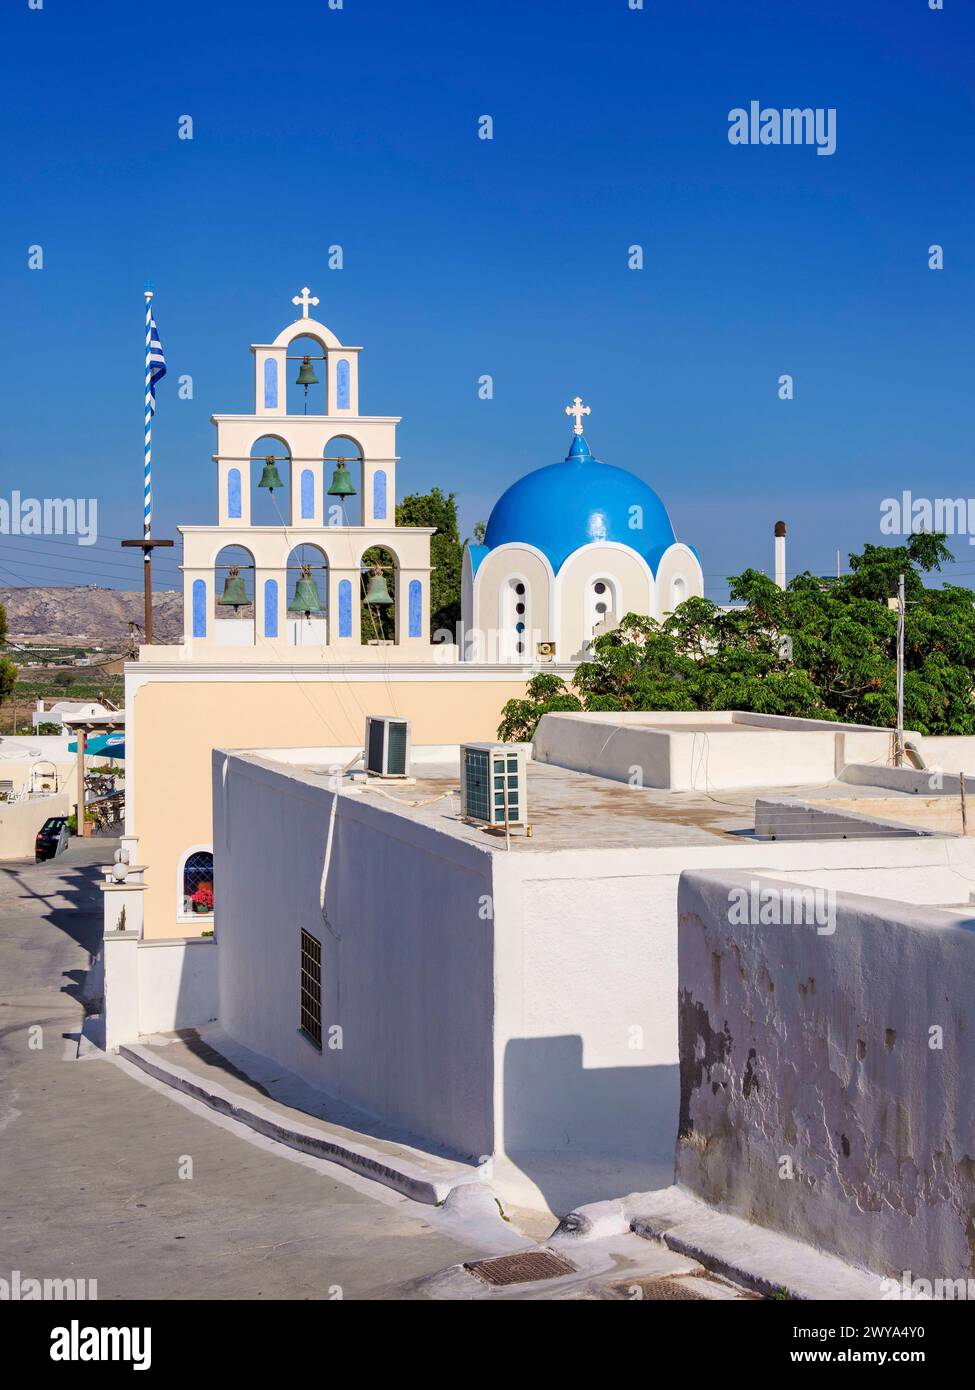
[462,398,704,661]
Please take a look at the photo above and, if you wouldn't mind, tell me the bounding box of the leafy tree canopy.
[497,534,975,741]
[396,487,462,637]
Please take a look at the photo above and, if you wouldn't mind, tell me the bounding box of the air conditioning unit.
[460,743,529,828]
[537,640,556,659]
[365,716,411,778]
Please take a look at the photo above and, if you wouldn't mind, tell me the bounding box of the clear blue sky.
[2,0,972,600]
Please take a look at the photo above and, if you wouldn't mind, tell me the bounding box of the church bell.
[257,456,285,492]
[218,565,249,610]
[288,565,324,617]
[327,457,357,498]
[295,355,319,388]
[363,568,393,606]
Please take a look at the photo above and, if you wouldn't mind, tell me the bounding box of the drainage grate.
[464,1250,577,1286]
[609,1276,712,1301]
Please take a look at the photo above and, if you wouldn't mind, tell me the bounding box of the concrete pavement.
[0,840,521,1300]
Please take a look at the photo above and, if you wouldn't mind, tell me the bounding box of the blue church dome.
[482,431,677,574]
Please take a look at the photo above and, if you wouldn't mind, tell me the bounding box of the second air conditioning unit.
[460,743,529,828]
[364,716,411,778]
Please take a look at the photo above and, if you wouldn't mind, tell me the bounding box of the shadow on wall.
[503,1035,678,1212]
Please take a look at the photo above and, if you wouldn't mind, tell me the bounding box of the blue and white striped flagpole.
[144,285,154,541]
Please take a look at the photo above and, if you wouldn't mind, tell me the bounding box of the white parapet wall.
[532,710,913,792]
[0,791,71,860]
[676,867,975,1282]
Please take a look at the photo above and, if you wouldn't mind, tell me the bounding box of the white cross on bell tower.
[292,286,320,318]
[565,396,591,435]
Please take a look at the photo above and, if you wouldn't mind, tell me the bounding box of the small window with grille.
[299,930,322,1050]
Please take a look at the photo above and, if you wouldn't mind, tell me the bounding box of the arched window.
[192,579,207,638]
[336,358,351,410]
[263,358,278,410]
[373,469,387,521]
[227,468,242,520]
[671,575,688,610]
[586,577,618,645]
[263,578,279,639]
[181,849,214,918]
[300,469,315,520]
[338,578,353,638]
[408,579,422,637]
[501,577,530,660]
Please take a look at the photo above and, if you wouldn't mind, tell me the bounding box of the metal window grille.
[183,851,214,913]
[299,930,322,1050]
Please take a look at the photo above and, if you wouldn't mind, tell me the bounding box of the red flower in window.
[191,883,214,912]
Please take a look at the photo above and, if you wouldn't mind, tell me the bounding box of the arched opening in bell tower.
[324,435,363,528]
[249,434,291,527]
[286,333,328,417]
[360,544,397,645]
[285,543,329,647]
[213,543,256,646]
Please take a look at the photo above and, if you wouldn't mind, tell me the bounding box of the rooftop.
[242,749,962,854]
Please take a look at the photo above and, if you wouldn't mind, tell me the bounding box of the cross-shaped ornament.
[565,396,591,435]
[292,287,320,318]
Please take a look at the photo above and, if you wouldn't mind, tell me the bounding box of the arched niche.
[286,333,328,417]
[286,542,329,647]
[359,542,397,645]
[213,543,256,646]
[324,435,364,527]
[249,434,291,527]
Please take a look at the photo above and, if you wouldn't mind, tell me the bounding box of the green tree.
[0,659,16,707]
[497,534,975,740]
[396,487,463,637]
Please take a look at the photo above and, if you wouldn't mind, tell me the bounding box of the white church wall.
[653,543,704,617]
[212,751,497,1160]
[554,544,654,660]
[676,868,975,1281]
[471,544,553,661]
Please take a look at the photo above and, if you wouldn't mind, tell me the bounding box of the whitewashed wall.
[213,752,497,1160]
[677,868,975,1280]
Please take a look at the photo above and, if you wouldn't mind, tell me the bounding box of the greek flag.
[147,311,167,414]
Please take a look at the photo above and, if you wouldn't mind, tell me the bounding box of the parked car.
[35,816,69,862]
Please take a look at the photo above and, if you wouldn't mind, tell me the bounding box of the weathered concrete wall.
[677,868,975,1280]
[137,937,218,1035]
[0,791,70,860]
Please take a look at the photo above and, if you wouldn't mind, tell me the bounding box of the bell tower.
[178,288,434,655]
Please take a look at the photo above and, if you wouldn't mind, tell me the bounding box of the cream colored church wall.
[128,672,533,939]
[654,543,704,616]
[472,546,553,660]
[556,544,654,660]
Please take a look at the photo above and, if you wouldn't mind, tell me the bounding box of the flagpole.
[122,281,172,646]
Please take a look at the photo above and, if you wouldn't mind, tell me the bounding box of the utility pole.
[895,572,905,767]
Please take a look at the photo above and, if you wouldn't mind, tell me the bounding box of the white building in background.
[462,397,704,662]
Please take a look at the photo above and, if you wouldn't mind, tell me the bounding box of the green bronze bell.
[363,568,393,606]
[295,355,319,387]
[288,565,323,616]
[218,565,249,610]
[327,457,357,498]
[257,455,284,491]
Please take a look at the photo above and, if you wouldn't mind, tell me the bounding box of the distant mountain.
[0,586,183,644]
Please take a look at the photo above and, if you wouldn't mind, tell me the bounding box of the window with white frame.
[181,850,214,917]
[586,577,618,643]
[501,577,530,660]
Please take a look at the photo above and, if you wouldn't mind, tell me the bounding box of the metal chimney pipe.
[774,520,787,590]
